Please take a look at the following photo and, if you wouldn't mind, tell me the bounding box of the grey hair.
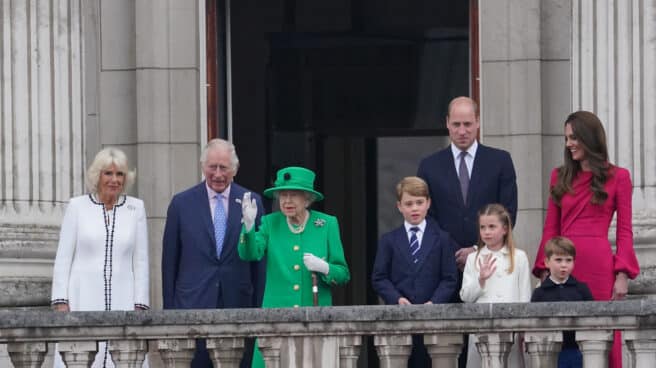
[273,190,316,207]
[200,138,240,171]
[86,147,136,194]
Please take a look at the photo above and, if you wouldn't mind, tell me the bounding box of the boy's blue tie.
[214,194,227,258]
[409,227,420,263]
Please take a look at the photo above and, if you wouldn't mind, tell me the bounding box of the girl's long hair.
[551,111,610,205]
[476,203,516,274]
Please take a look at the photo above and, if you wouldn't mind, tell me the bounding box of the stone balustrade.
[1,300,655,367]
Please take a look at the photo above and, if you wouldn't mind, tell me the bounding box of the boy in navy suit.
[372,176,458,367]
[531,236,593,368]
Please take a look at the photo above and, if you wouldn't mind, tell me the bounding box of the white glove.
[241,192,257,232]
[303,253,329,275]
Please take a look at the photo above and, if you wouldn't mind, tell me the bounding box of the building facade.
[1,0,655,309]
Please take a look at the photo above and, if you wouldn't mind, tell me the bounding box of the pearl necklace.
[287,211,309,234]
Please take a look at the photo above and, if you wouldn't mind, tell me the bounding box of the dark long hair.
[551,111,609,205]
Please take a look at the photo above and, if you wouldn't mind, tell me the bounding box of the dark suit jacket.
[162,182,265,309]
[417,143,518,249]
[372,219,458,304]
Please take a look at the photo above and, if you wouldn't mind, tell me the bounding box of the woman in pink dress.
[532,111,639,368]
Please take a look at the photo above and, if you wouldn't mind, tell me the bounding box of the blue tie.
[409,227,420,264]
[214,194,227,258]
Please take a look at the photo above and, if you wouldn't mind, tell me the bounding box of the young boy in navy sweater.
[372,176,458,367]
[531,236,593,368]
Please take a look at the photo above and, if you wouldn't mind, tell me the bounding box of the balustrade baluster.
[624,329,656,368]
[157,338,196,368]
[6,342,47,368]
[524,331,562,368]
[424,333,463,368]
[373,334,412,368]
[206,337,244,368]
[258,337,283,368]
[473,332,514,368]
[57,341,97,368]
[576,330,612,368]
[338,335,362,368]
[108,339,147,368]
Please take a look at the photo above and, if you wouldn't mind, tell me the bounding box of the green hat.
[263,166,324,201]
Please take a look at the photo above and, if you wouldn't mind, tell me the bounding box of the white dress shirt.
[450,140,478,177]
[404,219,426,247]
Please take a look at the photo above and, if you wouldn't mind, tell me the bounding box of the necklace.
[287,211,309,234]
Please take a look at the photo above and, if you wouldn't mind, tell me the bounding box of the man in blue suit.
[162,138,265,368]
[417,96,517,367]
[372,176,458,367]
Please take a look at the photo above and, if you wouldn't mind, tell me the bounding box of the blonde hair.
[86,147,136,194]
[396,176,430,201]
[476,203,516,274]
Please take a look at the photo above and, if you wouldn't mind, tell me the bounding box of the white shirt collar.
[450,140,478,160]
[206,182,231,200]
[404,219,426,233]
[549,275,570,285]
[479,244,509,254]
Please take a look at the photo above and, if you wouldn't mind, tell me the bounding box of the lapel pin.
[314,218,326,227]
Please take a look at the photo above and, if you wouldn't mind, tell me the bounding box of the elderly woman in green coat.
[239,166,350,366]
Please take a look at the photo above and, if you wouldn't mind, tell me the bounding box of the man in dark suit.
[417,96,517,367]
[162,138,265,368]
[372,176,458,367]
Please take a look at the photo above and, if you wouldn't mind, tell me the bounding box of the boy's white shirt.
[403,219,426,245]
[459,245,533,303]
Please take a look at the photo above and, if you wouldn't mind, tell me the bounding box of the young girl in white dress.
[459,203,532,368]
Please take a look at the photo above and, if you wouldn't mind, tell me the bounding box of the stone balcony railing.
[1,300,655,368]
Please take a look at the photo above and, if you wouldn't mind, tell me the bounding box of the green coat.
[238,210,350,308]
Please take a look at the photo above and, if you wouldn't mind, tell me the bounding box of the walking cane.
[311,272,319,306]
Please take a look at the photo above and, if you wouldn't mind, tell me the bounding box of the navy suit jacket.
[162,182,265,309]
[372,219,458,304]
[417,143,517,249]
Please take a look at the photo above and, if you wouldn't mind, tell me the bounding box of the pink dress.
[533,166,640,367]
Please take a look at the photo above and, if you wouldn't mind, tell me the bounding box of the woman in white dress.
[51,147,149,367]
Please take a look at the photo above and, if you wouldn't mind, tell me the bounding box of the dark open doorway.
[208,1,472,365]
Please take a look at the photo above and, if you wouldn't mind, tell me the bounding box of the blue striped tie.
[214,194,227,259]
[409,227,420,263]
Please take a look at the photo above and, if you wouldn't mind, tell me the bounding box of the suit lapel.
[415,223,436,270]
[195,183,217,255]
[440,149,466,207]
[467,145,486,208]
[394,227,415,268]
[221,184,243,260]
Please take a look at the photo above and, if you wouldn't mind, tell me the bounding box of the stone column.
[571,0,656,298]
[6,342,47,368]
[108,339,148,368]
[0,0,85,308]
[424,333,463,367]
[338,336,362,368]
[524,331,562,368]
[373,334,413,368]
[57,341,97,368]
[473,332,514,368]
[206,337,244,368]
[577,330,612,368]
[157,339,196,368]
[624,330,656,368]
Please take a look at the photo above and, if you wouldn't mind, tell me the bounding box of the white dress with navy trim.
[51,194,150,367]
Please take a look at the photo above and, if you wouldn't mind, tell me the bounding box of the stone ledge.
[0,300,654,342]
